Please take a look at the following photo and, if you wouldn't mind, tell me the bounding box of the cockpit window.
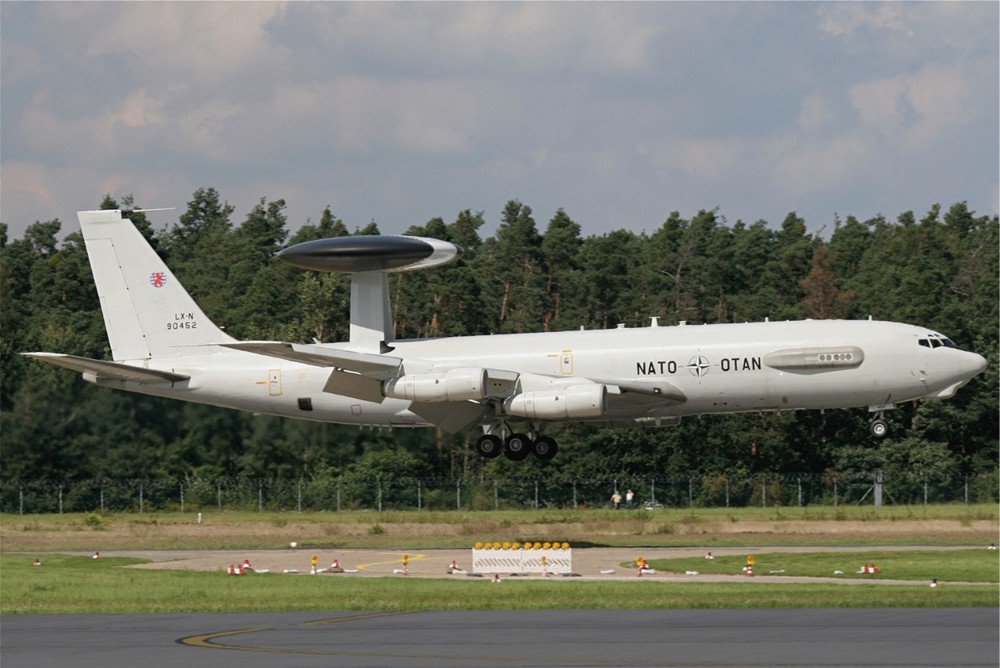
[919,336,959,350]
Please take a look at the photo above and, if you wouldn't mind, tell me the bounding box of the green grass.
[3,505,997,614]
[2,554,995,614]
[3,504,997,551]
[646,549,1000,582]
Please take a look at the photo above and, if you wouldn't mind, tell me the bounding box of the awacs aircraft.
[25,209,988,461]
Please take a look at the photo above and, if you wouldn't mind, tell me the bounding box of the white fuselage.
[93,319,986,429]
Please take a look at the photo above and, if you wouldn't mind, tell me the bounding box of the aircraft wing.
[22,353,189,383]
[220,342,401,378]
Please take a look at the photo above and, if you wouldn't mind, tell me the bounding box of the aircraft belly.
[673,367,905,414]
[679,379,776,413]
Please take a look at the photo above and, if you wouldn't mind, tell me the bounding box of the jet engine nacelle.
[383,367,487,403]
[504,384,608,420]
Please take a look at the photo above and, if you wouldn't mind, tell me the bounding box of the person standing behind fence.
[625,489,634,509]
[611,490,622,510]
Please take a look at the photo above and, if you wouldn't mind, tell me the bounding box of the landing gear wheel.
[475,434,503,458]
[532,436,558,461]
[503,433,532,461]
[870,418,889,438]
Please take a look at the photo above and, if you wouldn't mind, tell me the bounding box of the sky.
[2,2,997,242]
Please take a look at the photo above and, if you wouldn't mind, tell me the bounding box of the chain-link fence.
[2,471,994,514]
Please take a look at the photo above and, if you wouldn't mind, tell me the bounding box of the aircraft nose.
[966,352,988,377]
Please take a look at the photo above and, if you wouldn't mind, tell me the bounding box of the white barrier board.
[472,548,572,574]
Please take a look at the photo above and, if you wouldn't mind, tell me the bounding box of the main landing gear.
[475,431,558,461]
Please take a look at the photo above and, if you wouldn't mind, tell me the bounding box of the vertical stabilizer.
[79,210,234,361]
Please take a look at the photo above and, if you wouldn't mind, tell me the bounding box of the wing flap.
[408,401,486,434]
[322,369,385,403]
[22,353,189,383]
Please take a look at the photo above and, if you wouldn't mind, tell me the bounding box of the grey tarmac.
[2,608,997,668]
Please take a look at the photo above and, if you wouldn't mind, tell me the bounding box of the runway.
[2,608,997,667]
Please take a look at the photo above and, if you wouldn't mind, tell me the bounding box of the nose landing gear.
[869,414,889,438]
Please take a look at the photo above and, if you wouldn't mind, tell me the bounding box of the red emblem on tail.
[149,272,167,288]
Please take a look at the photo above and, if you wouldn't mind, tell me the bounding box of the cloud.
[1,2,995,240]
[769,134,872,197]
[818,3,914,39]
[1,163,62,222]
[849,63,981,152]
[645,137,742,183]
[263,78,493,157]
[15,87,171,159]
[301,3,666,78]
[81,2,290,84]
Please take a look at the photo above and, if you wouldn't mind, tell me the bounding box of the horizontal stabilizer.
[220,342,401,378]
[22,353,189,383]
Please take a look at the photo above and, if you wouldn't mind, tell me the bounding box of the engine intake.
[504,384,607,420]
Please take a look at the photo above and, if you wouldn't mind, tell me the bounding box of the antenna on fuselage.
[277,235,463,352]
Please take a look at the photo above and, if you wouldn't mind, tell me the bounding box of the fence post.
[797,475,802,507]
[725,477,730,508]
[258,480,263,513]
[180,481,185,513]
[298,479,303,513]
[217,482,222,512]
[100,482,105,514]
[417,480,422,511]
[534,480,539,510]
[336,479,341,512]
[572,481,577,510]
[377,480,383,513]
[19,486,24,516]
[688,478,693,507]
[139,481,144,513]
[761,476,766,507]
[456,479,461,510]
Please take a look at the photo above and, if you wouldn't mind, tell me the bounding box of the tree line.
[1,190,997,502]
